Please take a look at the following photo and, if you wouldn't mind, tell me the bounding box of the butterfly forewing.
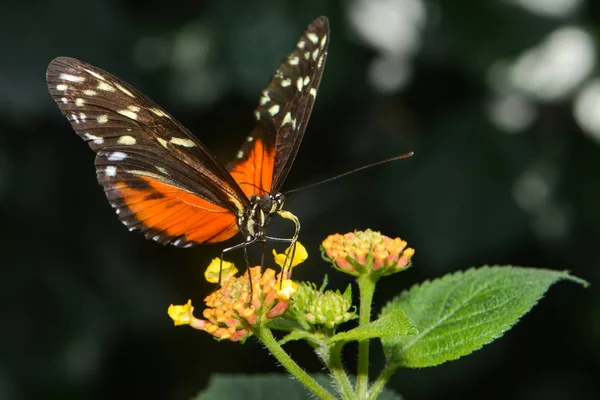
[46,57,248,247]
[228,16,330,196]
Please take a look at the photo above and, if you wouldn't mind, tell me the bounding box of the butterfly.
[46,16,329,262]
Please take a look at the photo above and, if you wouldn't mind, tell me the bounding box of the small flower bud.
[290,281,356,329]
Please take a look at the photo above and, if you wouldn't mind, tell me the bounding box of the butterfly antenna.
[284,151,414,195]
[238,182,269,194]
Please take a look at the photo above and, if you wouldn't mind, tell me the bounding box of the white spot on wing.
[127,105,140,112]
[268,104,280,116]
[115,83,134,97]
[105,165,117,177]
[83,89,97,96]
[149,108,166,117]
[79,112,87,121]
[304,52,310,60]
[118,135,136,145]
[312,48,319,61]
[310,88,317,97]
[307,32,319,44]
[157,137,168,148]
[108,151,127,161]
[84,133,104,144]
[320,35,327,49]
[71,113,79,124]
[60,73,85,83]
[289,56,299,66]
[97,81,116,92]
[60,97,68,104]
[56,84,68,91]
[97,115,109,124]
[236,150,244,158]
[281,112,293,127]
[75,98,85,107]
[260,91,270,105]
[318,55,325,68]
[83,68,106,81]
[297,40,306,49]
[255,111,261,120]
[296,77,304,92]
[281,78,291,87]
[118,109,138,120]
[170,137,196,147]
[303,76,310,85]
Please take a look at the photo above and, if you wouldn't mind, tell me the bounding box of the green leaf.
[195,374,403,400]
[381,266,587,368]
[194,374,329,400]
[278,330,316,345]
[328,310,417,344]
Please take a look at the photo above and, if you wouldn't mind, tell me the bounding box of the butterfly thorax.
[238,193,285,240]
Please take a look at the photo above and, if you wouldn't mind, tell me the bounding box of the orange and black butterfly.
[46,17,329,260]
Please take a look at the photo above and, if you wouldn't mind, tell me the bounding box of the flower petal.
[204,258,238,283]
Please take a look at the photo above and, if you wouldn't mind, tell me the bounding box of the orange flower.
[169,267,297,342]
[321,230,414,277]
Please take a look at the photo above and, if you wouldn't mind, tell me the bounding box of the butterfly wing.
[46,57,249,247]
[228,16,330,197]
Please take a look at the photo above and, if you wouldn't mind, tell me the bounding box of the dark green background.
[1,0,598,399]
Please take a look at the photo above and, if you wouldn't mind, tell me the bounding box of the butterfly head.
[257,192,285,214]
[239,192,286,239]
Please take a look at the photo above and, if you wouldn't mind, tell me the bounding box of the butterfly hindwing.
[228,16,330,196]
[46,57,247,246]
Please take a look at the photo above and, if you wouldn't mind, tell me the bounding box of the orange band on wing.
[116,177,238,244]
[229,137,275,197]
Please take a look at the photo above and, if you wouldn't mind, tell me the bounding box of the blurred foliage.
[1,0,599,399]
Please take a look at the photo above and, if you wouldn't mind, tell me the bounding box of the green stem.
[319,342,357,400]
[367,363,397,400]
[356,274,377,398]
[255,325,336,400]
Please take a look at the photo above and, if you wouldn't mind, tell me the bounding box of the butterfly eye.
[258,195,275,213]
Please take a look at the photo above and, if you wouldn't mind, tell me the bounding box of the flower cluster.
[321,229,414,277]
[168,246,300,342]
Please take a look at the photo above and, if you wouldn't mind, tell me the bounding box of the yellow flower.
[278,279,298,300]
[204,258,238,284]
[167,300,195,326]
[273,242,308,269]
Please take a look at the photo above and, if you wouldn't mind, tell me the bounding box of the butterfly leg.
[242,245,254,297]
[260,240,266,269]
[264,237,298,282]
[220,236,257,284]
